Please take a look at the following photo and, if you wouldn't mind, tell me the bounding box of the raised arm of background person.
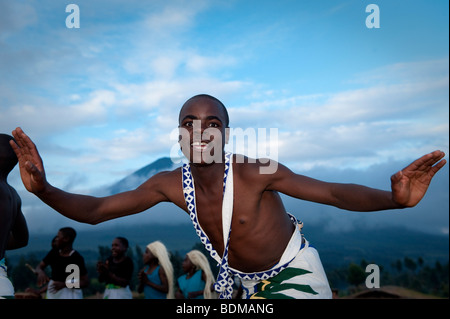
[10,127,171,225]
[35,261,49,287]
[264,150,446,212]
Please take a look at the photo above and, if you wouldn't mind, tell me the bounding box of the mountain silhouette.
[106,157,180,194]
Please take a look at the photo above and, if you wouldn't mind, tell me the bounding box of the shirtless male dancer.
[10,95,446,299]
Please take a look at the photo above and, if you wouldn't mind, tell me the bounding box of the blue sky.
[1,0,448,234]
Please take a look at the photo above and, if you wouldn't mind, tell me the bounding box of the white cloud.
[185,54,237,74]
[81,128,155,162]
[114,77,248,115]
[0,90,116,139]
[150,56,180,79]
[228,59,449,170]
[144,2,206,32]
[350,58,449,86]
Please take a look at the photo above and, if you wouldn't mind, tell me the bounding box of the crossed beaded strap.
[182,153,234,298]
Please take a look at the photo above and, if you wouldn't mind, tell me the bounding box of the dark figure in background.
[97,236,134,299]
[35,227,89,299]
[0,134,29,298]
